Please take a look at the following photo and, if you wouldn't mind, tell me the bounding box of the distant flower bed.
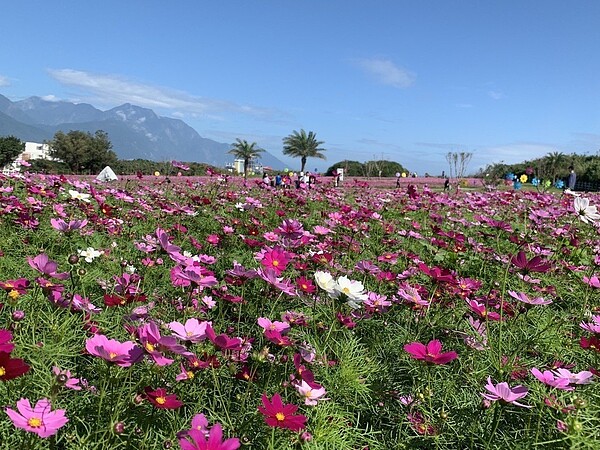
[0,172,599,449]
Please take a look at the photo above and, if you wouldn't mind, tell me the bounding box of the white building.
[225,158,264,175]
[2,141,55,174]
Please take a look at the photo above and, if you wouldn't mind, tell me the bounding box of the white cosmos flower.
[334,275,368,309]
[574,197,600,224]
[314,271,336,295]
[78,247,103,263]
[68,189,91,202]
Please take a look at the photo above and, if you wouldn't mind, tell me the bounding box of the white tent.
[96,166,118,182]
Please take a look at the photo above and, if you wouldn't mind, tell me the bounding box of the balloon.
[401,172,407,178]
[154,171,160,176]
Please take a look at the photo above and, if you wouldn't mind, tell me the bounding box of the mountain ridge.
[0,94,285,168]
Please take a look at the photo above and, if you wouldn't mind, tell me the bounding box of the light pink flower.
[294,379,328,405]
[257,317,290,334]
[481,377,531,408]
[507,290,552,306]
[168,318,210,343]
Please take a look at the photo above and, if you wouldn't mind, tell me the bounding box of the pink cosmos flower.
[50,218,88,233]
[5,398,68,438]
[294,380,328,406]
[27,254,69,280]
[467,299,502,321]
[404,339,458,365]
[552,368,594,385]
[260,248,290,275]
[481,377,531,408]
[85,334,144,367]
[583,275,600,289]
[580,315,600,334]
[507,290,552,306]
[530,368,572,391]
[511,251,552,274]
[168,318,210,343]
[257,317,290,334]
[179,414,240,450]
[52,366,82,390]
[137,321,190,366]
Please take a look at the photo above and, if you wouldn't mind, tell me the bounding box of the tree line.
[478,151,600,184]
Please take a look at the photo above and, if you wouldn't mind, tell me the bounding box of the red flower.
[404,339,458,365]
[580,336,600,352]
[296,276,316,294]
[258,393,307,431]
[144,387,183,409]
[0,351,31,381]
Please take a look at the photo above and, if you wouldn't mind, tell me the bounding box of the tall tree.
[282,129,326,173]
[228,139,264,180]
[49,130,117,173]
[0,135,25,168]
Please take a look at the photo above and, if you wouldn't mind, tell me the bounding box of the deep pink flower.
[404,340,457,365]
[85,334,144,367]
[5,398,68,438]
[257,318,290,334]
[0,329,15,353]
[511,251,552,274]
[179,414,240,450]
[582,275,600,288]
[258,393,307,431]
[260,248,290,275]
[481,376,531,408]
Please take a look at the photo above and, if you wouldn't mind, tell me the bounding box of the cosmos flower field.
[0,172,599,449]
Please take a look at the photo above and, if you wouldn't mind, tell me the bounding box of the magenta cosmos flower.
[481,377,531,408]
[179,423,240,450]
[5,398,68,438]
[258,393,307,431]
[404,339,458,365]
[85,334,144,367]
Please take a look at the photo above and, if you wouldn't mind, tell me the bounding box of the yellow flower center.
[342,287,351,294]
[272,260,279,267]
[8,290,19,300]
[275,412,285,421]
[301,284,308,290]
[27,417,42,428]
[0,366,6,376]
[109,352,118,360]
[145,343,155,352]
[156,396,166,405]
[186,371,194,379]
[186,331,193,337]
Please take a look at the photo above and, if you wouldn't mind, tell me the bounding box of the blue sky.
[2,1,600,175]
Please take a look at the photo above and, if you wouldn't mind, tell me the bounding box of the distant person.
[396,174,401,188]
[275,173,282,187]
[262,173,270,186]
[444,178,450,191]
[567,166,576,190]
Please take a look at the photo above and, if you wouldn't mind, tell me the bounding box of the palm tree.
[228,139,264,181]
[282,129,326,173]
[545,151,565,183]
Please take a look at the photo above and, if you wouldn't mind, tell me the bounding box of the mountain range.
[0,94,285,168]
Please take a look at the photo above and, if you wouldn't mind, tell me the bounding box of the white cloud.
[47,68,278,120]
[488,90,504,100]
[0,75,10,87]
[355,58,415,88]
[40,94,60,102]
